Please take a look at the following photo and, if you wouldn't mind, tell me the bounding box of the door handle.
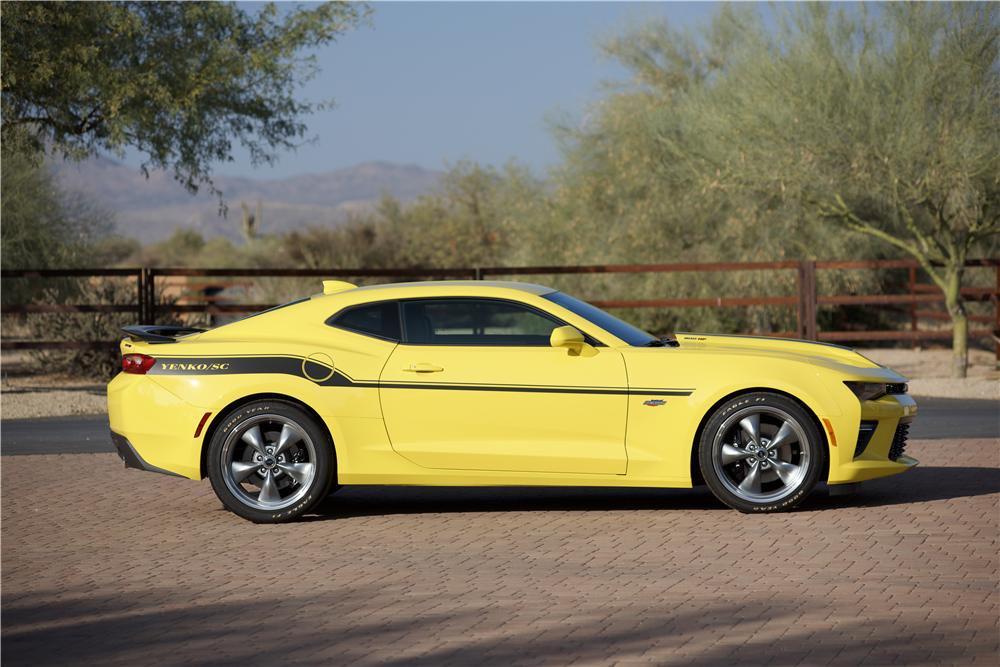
[403,362,444,373]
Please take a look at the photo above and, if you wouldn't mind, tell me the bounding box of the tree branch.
[821,194,948,289]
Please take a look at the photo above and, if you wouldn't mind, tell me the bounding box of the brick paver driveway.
[2,438,998,665]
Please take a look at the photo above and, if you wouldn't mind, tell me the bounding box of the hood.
[673,332,885,372]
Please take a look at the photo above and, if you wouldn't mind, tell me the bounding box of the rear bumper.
[107,373,205,480]
[111,431,183,477]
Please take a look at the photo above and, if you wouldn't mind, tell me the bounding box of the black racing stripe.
[628,388,695,396]
[379,382,627,395]
[149,355,349,386]
[378,383,690,396]
[147,355,692,396]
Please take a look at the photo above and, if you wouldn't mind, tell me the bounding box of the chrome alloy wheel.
[220,414,317,511]
[711,406,811,504]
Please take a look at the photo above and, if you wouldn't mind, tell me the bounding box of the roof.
[351,280,556,295]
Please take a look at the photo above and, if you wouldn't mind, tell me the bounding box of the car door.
[379,297,628,474]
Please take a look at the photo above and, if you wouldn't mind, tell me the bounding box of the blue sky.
[132,2,729,179]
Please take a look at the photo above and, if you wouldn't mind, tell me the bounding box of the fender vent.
[889,422,910,461]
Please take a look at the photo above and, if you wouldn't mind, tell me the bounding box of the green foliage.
[279,162,546,270]
[135,227,289,270]
[543,3,997,371]
[1,1,368,195]
[668,3,1000,269]
[1,147,109,270]
[1,143,139,314]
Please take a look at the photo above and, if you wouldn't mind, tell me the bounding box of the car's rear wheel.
[698,392,824,513]
[207,400,334,523]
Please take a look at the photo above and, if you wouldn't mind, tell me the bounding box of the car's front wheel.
[207,400,335,523]
[698,392,824,513]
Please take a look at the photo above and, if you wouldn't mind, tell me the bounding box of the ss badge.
[643,399,666,407]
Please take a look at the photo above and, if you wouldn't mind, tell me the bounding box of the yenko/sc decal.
[159,362,231,372]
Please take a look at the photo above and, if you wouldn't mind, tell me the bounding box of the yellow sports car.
[108,280,917,522]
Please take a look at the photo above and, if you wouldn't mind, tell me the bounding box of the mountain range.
[53,156,443,242]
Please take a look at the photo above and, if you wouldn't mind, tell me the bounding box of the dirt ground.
[1,352,107,419]
[859,347,998,400]
[0,346,996,420]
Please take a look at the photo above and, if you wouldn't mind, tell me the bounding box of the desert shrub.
[21,278,184,379]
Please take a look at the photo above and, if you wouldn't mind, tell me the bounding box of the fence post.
[474,267,483,280]
[146,268,157,324]
[908,265,919,350]
[797,260,818,340]
[136,268,147,324]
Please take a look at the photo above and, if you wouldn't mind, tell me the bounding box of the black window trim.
[325,300,403,343]
[327,296,609,347]
[395,296,606,348]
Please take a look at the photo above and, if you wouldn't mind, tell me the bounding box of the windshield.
[543,292,658,346]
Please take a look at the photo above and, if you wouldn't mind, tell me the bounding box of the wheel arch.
[689,387,831,486]
[199,392,335,479]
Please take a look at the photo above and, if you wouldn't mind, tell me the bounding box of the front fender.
[622,352,854,486]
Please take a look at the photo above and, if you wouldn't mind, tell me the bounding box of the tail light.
[122,354,156,374]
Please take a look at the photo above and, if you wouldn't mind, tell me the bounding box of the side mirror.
[550,325,585,349]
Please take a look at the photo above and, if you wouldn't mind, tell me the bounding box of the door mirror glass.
[549,325,585,349]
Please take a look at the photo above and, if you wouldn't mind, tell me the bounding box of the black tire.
[697,392,824,513]
[207,400,335,523]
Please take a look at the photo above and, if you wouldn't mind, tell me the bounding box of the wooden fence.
[2,258,998,355]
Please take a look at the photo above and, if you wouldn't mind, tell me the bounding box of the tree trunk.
[943,268,968,379]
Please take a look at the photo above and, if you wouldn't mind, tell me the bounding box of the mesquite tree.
[1,1,367,196]
[606,3,998,377]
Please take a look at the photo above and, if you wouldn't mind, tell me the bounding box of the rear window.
[328,301,401,341]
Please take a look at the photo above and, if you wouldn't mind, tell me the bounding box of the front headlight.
[844,381,889,401]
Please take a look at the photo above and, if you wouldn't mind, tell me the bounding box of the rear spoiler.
[121,325,206,344]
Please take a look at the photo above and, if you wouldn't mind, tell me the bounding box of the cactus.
[240,200,262,243]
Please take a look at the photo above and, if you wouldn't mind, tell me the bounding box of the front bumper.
[827,393,919,485]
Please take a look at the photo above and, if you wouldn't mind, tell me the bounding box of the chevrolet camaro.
[108,280,917,522]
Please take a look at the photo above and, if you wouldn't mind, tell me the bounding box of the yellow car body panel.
[380,344,629,474]
[107,281,917,490]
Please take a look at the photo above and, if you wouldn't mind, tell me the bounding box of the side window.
[328,301,401,341]
[402,299,561,346]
